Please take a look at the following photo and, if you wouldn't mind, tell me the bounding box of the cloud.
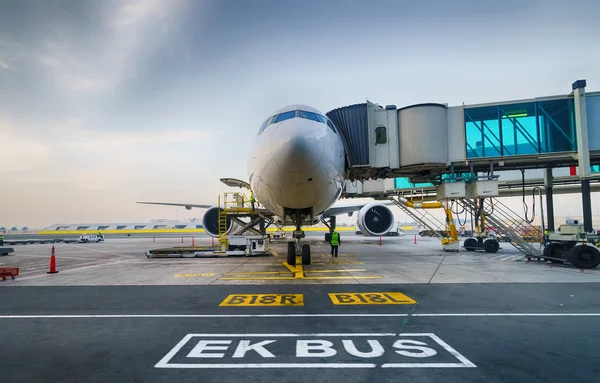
[0,60,8,69]
[39,55,62,68]
[61,74,113,92]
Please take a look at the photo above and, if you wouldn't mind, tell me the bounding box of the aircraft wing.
[322,201,395,217]
[136,202,212,210]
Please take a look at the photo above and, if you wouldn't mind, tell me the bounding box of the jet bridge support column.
[544,168,555,232]
[573,79,593,232]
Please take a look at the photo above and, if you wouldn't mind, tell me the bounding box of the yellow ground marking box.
[328,292,416,305]
[219,294,304,307]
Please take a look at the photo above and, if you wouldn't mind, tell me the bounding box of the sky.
[1,0,600,229]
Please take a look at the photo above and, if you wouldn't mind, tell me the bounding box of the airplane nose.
[272,126,324,173]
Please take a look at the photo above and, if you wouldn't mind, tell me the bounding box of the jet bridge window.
[375,126,387,144]
[275,110,297,123]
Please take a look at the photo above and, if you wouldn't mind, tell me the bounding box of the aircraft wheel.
[301,244,311,265]
[287,242,296,266]
[567,245,600,269]
[464,237,478,251]
[484,239,500,253]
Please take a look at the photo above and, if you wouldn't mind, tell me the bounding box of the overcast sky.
[1,0,600,229]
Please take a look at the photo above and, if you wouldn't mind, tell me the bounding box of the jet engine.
[356,203,394,236]
[201,206,241,237]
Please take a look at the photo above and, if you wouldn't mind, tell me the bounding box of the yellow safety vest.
[331,232,339,246]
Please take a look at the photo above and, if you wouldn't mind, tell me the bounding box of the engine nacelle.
[201,206,241,237]
[356,203,394,236]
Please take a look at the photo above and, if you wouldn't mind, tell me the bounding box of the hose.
[521,169,535,224]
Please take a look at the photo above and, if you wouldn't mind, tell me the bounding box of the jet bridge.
[331,79,600,253]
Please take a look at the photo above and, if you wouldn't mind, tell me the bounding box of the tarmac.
[1,234,599,382]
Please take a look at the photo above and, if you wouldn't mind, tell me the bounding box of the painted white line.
[157,363,377,369]
[414,333,476,368]
[1,313,600,319]
[381,363,472,368]
[164,333,396,337]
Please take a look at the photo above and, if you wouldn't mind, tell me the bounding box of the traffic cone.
[47,245,59,274]
[192,236,195,246]
[212,237,214,246]
[181,236,184,243]
[414,234,417,244]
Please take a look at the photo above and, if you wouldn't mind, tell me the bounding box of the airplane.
[138,104,397,266]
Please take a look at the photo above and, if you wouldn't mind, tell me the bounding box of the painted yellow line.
[303,276,383,280]
[329,261,364,265]
[223,271,292,275]
[219,277,298,280]
[328,292,416,305]
[219,294,304,306]
[304,269,366,273]
[218,276,383,281]
[174,273,216,277]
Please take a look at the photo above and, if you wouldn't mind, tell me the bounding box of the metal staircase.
[217,195,228,251]
[389,197,447,240]
[457,198,543,258]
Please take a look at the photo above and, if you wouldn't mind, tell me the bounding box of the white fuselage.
[247,104,346,222]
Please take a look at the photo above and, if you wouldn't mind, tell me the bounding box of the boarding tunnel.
[327,101,452,184]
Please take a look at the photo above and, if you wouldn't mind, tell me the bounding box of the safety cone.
[181,236,184,243]
[192,236,195,246]
[211,237,214,246]
[47,245,59,274]
[379,236,382,245]
[414,234,417,244]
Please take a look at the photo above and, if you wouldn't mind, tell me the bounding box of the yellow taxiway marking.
[304,276,383,280]
[174,273,216,277]
[305,269,367,273]
[223,271,291,275]
[219,294,304,306]
[219,277,298,280]
[328,260,364,265]
[220,276,383,281]
[328,292,416,305]
[223,269,366,276]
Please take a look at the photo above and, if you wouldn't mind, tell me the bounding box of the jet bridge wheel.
[287,242,296,266]
[567,245,600,269]
[483,239,500,253]
[464,238,478,251]
[543,243,565,264]
[301,244,311,265]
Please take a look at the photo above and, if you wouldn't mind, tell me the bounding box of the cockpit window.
[326,118,337,134]
[258,109,338,136]
[275,110,296,123]
[299,110,320,122]
[316,114,328,124]
[258,114,280,135]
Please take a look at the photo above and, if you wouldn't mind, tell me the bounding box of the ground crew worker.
[0,234,3,246]
[330,230,340,257]
[250,192,256,212]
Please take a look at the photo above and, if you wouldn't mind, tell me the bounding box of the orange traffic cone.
[47,245,59,274]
